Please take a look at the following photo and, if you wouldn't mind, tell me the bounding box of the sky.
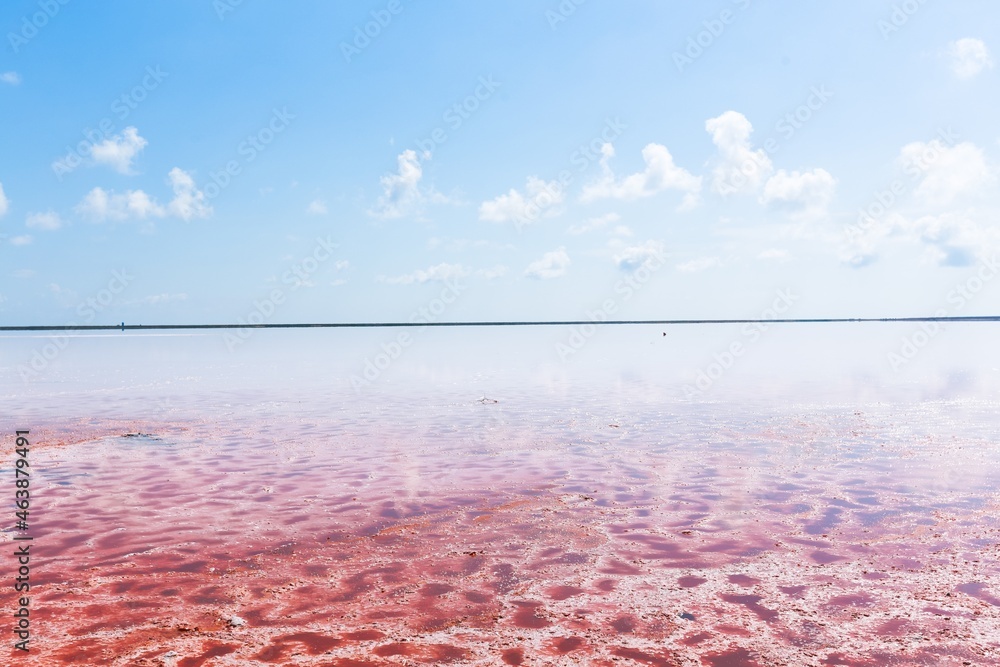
[1,0,999,328]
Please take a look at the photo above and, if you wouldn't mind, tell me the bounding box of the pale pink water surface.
[2,327,999,665]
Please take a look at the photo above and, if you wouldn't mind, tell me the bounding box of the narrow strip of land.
[1,316,999,332]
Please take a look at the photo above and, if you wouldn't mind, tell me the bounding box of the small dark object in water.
[679,611,696,621]
[477,397,498,404]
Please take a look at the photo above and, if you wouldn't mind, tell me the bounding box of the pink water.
[2,328,999,664]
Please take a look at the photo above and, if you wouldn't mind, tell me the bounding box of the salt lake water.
[1,324,999,664]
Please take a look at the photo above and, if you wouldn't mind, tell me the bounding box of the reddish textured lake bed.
[4,387,1000,666]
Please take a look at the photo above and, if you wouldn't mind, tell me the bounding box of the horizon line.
[2,316,999,332]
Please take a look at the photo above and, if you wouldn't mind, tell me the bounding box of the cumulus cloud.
[26,211,62,230]
[476,265,508,280]
[840,211,906,268]
[0,71,20,85]
[77,187,164,221]
[91,127,148,174]
[479,177,565,224]
[706,111,773,195]
[369,150,447,219]
[842,252,878,269]
[166,167,211,220]
[524,247,570,279]
[0,182,8,217]
[840,138,996,267]
[580,143,701,208]
[899,140,993,206]
[10,235,32,246]
[841,206,1000,268]
[379,262,469,285]
[676,257,721,273]
[76,168,210,222]
[949,38,994,79]
[306,199,328,215]
[613,240,666,270]
[899,212,999,267]
[761,168,837,219]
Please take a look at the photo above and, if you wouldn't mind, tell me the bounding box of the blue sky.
[1,0,998,327]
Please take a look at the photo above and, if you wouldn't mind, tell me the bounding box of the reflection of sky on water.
[1,326,999,663]
[3,323,1000,405]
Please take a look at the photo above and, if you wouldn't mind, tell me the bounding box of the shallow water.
[2,327,999,665]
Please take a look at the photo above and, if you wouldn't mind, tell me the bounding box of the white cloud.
[757,248,790,262]
[75,168,210,222]
[840,206,1000,268]
[369,150,447,219]
[10,235,32,246]
[26,211,62,230]
[476,265,508,280]
[49,283,78,306]
[567,212,619,235]
[77,187,165,221]
[949,38,994,79]
[899,211,998,267]
[166,168,211,220]
[706,111,773,195]
[91,127,148,174]
[837,146,985,261]
[0,182,8,217]
[760,168,837,219]
[841,252,877,269]
[380,262,469,285]
[580,143,701,207]
[0,71,20,85]
[524,247,570,279]
[899,140,993,206]
[479,176,565,224]
[613,240,666,270]
[307,199,328,215]
[840,211,906,268]
[676,257,721,272]
[335,259,350,271]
